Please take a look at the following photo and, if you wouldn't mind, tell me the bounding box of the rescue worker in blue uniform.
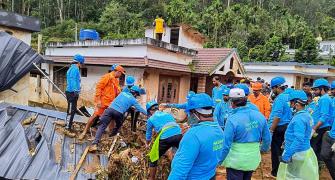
[221,88,271,180]
[277,90,319,179]
[122,75,144,132]
[145,100,182,180]
[164,91,195,110]
[89,85,147,151]
[213,88,231,129]
[168,93,224,179]
[268,76,292,177]
[321,107,335,179]
[235,83,259,111]
[65,54,85,130]
[310,78,333,163]
[212,76,227,106]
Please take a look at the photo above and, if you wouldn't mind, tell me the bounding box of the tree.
[99,0,145,39]
[295,31,318,63]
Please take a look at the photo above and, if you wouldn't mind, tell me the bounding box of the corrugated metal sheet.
[0,10,40,32]
[0,32,44,92]
[0,102,108,180]
[193,48,232,74]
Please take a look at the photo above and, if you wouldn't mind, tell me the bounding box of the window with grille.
[53,66,68,93]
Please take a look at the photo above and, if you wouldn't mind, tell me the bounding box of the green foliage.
[295,31,319,63]
[5,0,333,62]
[99,0,145,39]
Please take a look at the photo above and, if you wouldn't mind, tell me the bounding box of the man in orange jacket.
[249,82,271,119]
[78,64,125,140]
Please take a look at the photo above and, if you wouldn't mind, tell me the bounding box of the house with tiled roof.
[38,25,245,111]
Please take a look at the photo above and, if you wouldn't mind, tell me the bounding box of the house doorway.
[158,75,180,103]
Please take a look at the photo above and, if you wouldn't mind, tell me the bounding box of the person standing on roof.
[168,93,224,179]
[89,85,147,151]
[78,64,125,140]
[153,14,166,41]
[310,78,333,163]
[277,90,319,179]
[213,88,231,129]
[235,83,259,112]
[65,54,85,130]
[145,100,182,180]
[249,82,271,119]
[268,76,292,177]
[221,88,271,180]
[212,76,227,106]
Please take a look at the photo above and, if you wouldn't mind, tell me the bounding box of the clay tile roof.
[193,48,233,74]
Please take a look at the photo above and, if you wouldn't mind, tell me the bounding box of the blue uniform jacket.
[66,64,81,92]
[282,110,313,161]
[109,92,147,115]
[213,101,231,127]
[268,89,292,127]
[168,121,224,180]
[146,111,181,141]
[311,94,332,128]
[222,106,271,161]
[122,86,130,93]
[212,84,227,106]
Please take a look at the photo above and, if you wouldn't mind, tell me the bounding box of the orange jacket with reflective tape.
[95,72,121,107]
[248,93,271,119]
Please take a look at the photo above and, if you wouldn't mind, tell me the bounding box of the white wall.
[45,45,148,58]
[147,46,192,65]
[145,27,171,43]
[247,72,296,86]
[0,26,32,45]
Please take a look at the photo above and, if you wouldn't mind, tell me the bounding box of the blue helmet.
[331,81,335,89]
[235,84,249,95]
[185,93,213,113]
[110,64,118,71]
[270,76,285,88]
[223,88,230,96]
[289,90,308,102]
[312,78,329,88]
[126,76,135,86]
[130,85,141,94]
[146,100,158,113]
[73,54,85,64]
[186,91,196,100]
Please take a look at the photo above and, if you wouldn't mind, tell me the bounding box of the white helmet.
[229,88,245,98]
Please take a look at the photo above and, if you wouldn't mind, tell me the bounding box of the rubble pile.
[54,117,171,179]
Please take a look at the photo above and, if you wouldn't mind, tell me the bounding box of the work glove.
[332,143,335,152]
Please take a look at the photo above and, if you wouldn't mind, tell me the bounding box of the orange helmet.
[252,82,262,91]
[114,65,126,74]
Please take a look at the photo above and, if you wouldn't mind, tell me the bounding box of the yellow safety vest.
[155,18,164,33]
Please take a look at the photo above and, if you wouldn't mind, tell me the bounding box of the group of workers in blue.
[66,54,334,180]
